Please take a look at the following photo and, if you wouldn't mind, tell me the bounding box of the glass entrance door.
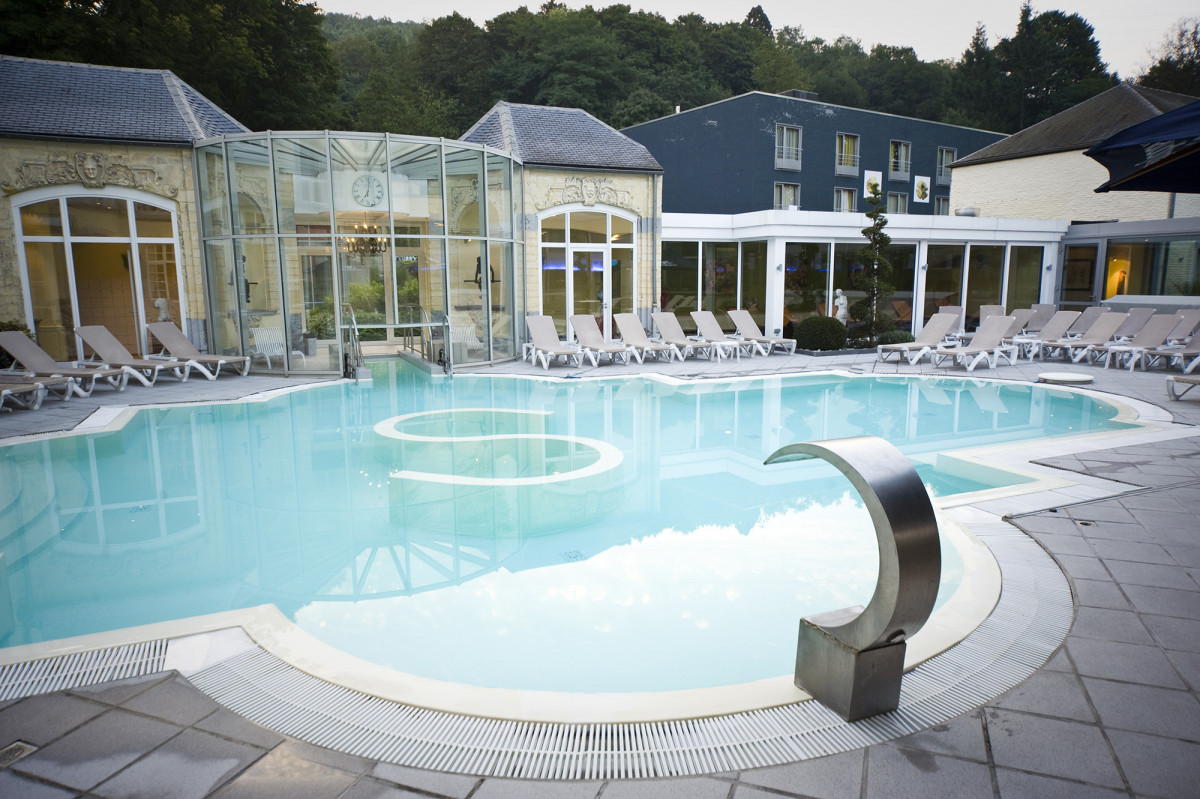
[572,250,606,338]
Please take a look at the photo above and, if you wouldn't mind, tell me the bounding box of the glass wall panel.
[924,244,964,323]
[1062,245,1098,307]
[273,137,331,235]
[486,153,513,239]
[197,146,230,237]
[783,242,828,335]
[833,243,864,329]
[338,246,386,339]
[885,243,917,332]
[20,200,63,236]
[541,213,566,243]
[612,247,634,316]
[488,242,515,359]
[965,244,1004,327]
[572,250,604,330]
[67,197,129,237]
[24,241,75,360]
[390,142,444,233]
[542,246,567,333]
[139,242,180,334]
[444,147,484,237]
[331,137,387,236]
[570,212,607,243]
[1104,237,1200,298]
[1007,246,1043,309]
[134,203,174,238]
[701,242,738,329]
[237,238,286,368]
[661,241,698,332]
[284,237,334,370]
[227,140,276,235]
[447,238,488,362]
[611,216,633,244]
[740,241,768,325]
[205,240,240,356]
[416,239,448,360]
[73,242,137,353]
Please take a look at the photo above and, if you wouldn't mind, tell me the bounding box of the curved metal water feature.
[765,436,941,720]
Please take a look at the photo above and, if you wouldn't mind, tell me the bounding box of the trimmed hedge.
[795,315,847,351]
[876,329,915,345]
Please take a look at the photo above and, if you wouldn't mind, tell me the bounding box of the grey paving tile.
[1123,583,1200,619]
[1108,730,1200,798]
[599,776,732,798]
[120,673,221,727]
[994,767,1127,799]
[1011,515,1088,537]
[1066,636,1186,688]
[984,709,1122,788]
[990,671,1095,723]
[91,728,264,799]
[1051,554,1110,581]
[1070,578,1130,610]
[1067,504,1139,524]
[469,779,602,798]
[1027,532,1094,557]
[1040,648,1074,673]
[209,746,358,799]
[1076,519,1155,543]
[1143,613,1200,653]
[370,762,480,798]
[1167,649,1200,691]
[864,745,993,799]
[12,709,182,791]
[193,708,285,751]
[0,692,106,747]
[338,778,429,799]
[1069,606,1154,645]
[739,749,864,798]
[1083,677,1200,740]
[68,672,172,706]
[886,710,988,762]
[1164,544,1200,568]
[0,769,79,799]
[1104,559,1199,590]
[269,739,373,777]
[1090,538,1175,565]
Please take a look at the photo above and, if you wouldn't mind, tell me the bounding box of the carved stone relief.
[2,151,180,198]
[534,176,640,214]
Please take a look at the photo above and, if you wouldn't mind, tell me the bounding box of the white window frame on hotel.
[834,187,857,213]
[774,182,800,209]
[889,140,911,182]
[934,196,950,215]
[775,124,802,170]
[937,147,956,186]
[835,133,859,176]
[887,192,908,214]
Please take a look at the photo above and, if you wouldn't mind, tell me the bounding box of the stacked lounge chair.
[613,313,681,363]
[1024,304,1058,334]
[569,314,633,366]
[727,309,797,355]
[76,325,189,385]
[1064,305,1107,337]
[0,331,128,396]
[1013,310,1081,360]
[147,321,249,379]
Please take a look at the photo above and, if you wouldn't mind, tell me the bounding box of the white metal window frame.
[934,196,950,215]
[833,187,858,213]
[937,147,956,186]
[889,140,912,182]
[774,182,800,210]
[775,124,802,171]
[834,133,860,176]
[887,192,908,214]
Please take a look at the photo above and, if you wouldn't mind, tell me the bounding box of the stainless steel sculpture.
[765,436,941,721]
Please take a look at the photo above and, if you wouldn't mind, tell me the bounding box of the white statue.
[833,289,848,324]
[153,297,172,322]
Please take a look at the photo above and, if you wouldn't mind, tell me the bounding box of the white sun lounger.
[1053,313,1130,363]
[147,321,249,379]
[652,312,714,360]
[570,314,632,366]
[1087,314,1180,370]
[931,315,1017,372]
[526,315,583,369]
[1167,374,1200,400]
[727,309,797,355]
[614,313,681,363]
[691,311,752,360]
[76,325,189,386]
[1012,311,1081,360]
[0,373,73,411]
[877,312,958,365]
[0,331,128,397]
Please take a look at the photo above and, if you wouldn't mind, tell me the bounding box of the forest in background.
[1,1,1197,138]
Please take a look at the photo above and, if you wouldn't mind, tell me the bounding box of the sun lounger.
[526,315,583,369]
[1024,304,1057,333]
[1004,308,1035,338]
[931,315,1017,372]
[0,331,128,397]
[0,373,73,411]
[727,309,797,355]
[691,311,752,359]
[76,325,189,386]
[569,314,632,366]
[1065,305,1107,336]
[1167,374,1200,400]
[1045,313,1129,362]
[1168,346,1200,374]
[877,312,959,365]
[614,313,681,363]
[1087,314,1180,370]
[1012,310,1081,360]
[249,326,305,370]
[147,321,249,380]
[1110,307,1157,342]
[1165,309,1200,345]
[652,312,714,360]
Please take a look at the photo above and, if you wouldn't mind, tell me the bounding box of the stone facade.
[949,150,1200,222]
[0,138,201,325]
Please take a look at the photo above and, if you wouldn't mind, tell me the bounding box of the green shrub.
[795,315,847,351]
[306,306,335,339]
[877,329,915,345]
[0,320,32,369]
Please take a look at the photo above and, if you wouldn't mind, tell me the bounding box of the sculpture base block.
[795,618,906,722]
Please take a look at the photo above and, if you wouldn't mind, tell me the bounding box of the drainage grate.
[0,640,169,701]
[0,741,36,768]
[189,520,1071,779]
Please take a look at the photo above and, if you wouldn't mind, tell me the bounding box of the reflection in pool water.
[0,367,1129,692]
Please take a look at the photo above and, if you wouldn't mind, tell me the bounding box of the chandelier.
[343,222,389,256]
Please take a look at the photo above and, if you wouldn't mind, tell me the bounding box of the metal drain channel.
[186,520,1069,779]
[0,640,169,701]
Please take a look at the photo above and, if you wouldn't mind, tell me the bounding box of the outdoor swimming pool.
[0,365,1131,696]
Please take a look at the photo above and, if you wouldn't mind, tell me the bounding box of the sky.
[315,0,1195,79]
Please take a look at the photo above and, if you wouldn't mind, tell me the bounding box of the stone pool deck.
[1,351,1199,798]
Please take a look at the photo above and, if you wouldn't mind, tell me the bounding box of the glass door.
[571,250,605,339]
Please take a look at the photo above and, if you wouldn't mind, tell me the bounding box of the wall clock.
[352,174,384,207]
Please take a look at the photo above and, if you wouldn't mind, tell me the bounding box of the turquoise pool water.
[0,367,1130,692]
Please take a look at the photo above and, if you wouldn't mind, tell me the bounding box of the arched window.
[538,208,635,339]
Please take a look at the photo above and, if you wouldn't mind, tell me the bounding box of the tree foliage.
[851,189,894,346]
[1138,17,1200,96]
